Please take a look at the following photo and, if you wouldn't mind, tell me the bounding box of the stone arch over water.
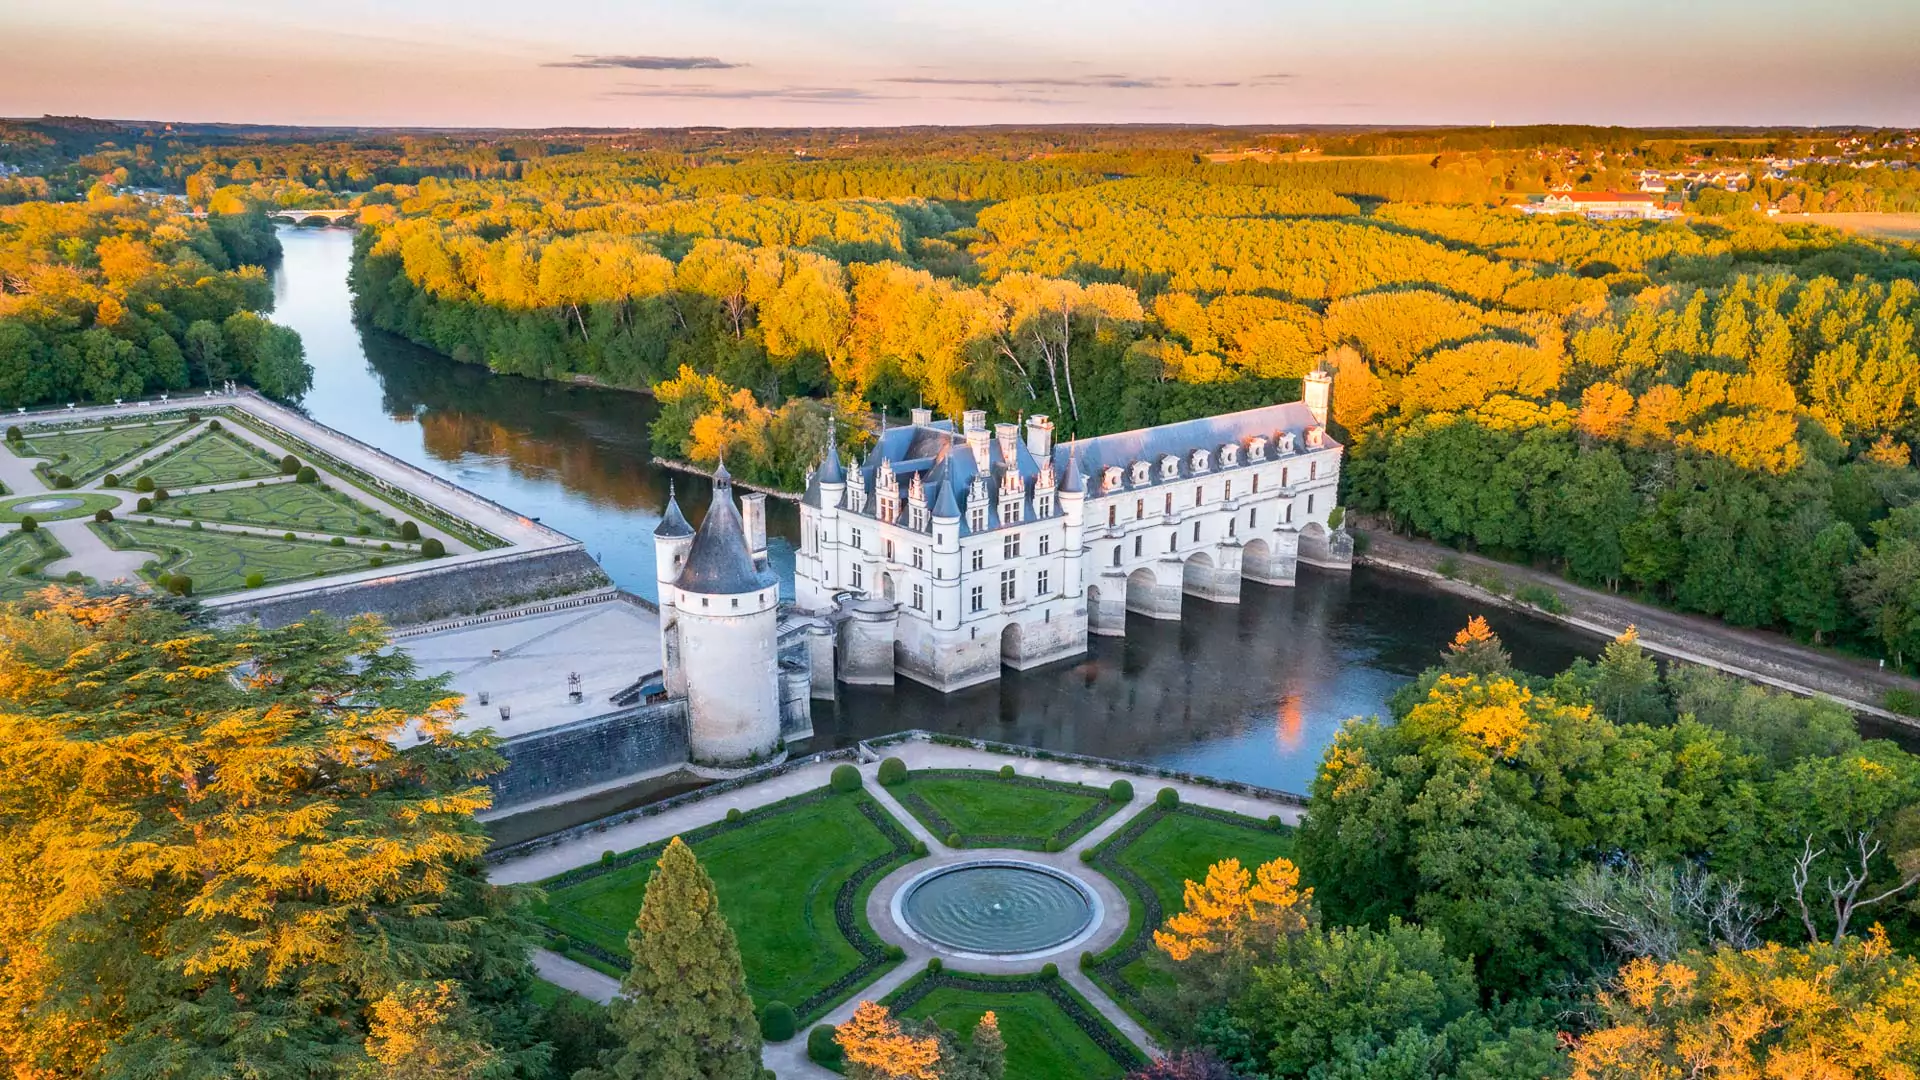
[1000,621,1024,666]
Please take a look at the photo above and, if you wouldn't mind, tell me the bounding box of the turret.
[654,482,695,698]
[672,461,783,764]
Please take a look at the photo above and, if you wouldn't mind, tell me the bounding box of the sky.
[3,0,1918,129]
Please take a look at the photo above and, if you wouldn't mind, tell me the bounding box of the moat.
[271,226,1604,795]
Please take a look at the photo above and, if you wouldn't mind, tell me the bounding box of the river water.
[270,226,1604,795]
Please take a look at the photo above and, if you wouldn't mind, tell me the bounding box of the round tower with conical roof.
[659,462,783,763]
[653,481,695,698]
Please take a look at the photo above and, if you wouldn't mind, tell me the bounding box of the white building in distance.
[796,373,1350,693]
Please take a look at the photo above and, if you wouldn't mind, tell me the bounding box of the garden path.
[43,518,149,584]
[0,448,47,496]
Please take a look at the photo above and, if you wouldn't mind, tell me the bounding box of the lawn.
[890,769,1123,850]
[1088,804,1295,1031]
[94,520,414,595]
[14,421,188,484]
[888,972,1143,1080]
[0,529,73,600]
[0,492,121,523]
[149,480,401,537]
[538,787,920,1023]
[127,429,279,489]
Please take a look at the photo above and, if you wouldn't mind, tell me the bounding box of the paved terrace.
[496,739,1307,1079]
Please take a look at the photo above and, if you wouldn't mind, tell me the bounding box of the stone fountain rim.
[890,857,1106,963]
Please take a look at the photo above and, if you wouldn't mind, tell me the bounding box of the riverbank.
[651,456,802,502]
[1353,519,1920,726]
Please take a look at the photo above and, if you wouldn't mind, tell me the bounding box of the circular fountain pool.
[897,861,1098,958]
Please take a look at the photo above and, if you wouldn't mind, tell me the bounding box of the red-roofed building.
[1513,191,1683,220]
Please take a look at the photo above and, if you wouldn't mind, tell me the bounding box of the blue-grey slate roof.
[676,464,779,595]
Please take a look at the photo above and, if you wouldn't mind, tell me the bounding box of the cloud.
[547,55,741,70]
[607,83,890,103]
[1251,72,1297,85]
[881,73,1248,90]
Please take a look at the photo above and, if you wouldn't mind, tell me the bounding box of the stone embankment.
[1352,518,1920,725]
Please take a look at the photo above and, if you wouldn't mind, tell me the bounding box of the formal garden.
[8,419,189,486]
[888,768,1126,851]
[122,426,282,488]
[0,527,74,600]
[95,520,417,595]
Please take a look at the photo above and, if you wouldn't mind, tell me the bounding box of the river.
[270,226,1604,795]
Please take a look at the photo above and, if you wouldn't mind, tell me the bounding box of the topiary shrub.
[103,473,118,487]
[245,571,265,588]
[329,536,345,547]
[877,756,907,786]
[283,532,296,541]
[206,419,221,431]
[946,832,962,848]
[829,764,861,792]
[726,807,743,823]
[53,474,73,489]
[807,1025,843,1067]
[1269,815,1285,830]
[1108,779,1133,803]
[17,516,35,533]
[168,575,193,597]
[369,557,384,567]
[998,763,1015,779]
[910,839,928,857]
[190,520,204,531]
[135,497,152,512]
[421,537,446,558]
[1079,849,1096,864]
[295,466,317,484]
[1044,838,1063,853]
[93,509,112,523]
[63,570,82,584]
[759,1001,796,1042]
[135,476,155,492]
[926,957,943,973]
[152,487,168,502]
[1040,962,1058,978]
[400,520,421,541]
[1080,951,1094,969]
[379,542,392,551]
[4,426,19,442]
[1156,787,1180,810]
[280,454,300,475]
[885,944,905,962]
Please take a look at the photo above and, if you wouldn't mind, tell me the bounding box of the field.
[148,481,403,537]
[538,788,918,1022]
[93,520,413,594]
[1087,805,1295,1029]
[887,971,1143,1080]
[127,429,280,489]
[12,421,188,484]
[889,769,1123,850]
[1788,212,1920,241]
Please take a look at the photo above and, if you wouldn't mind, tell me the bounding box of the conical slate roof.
[1061,448,1086,494]
[817,426,845,485]
[930,454,961,519]
[676,461,779,595]
[654,480,693,538]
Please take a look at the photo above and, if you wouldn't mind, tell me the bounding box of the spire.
[677,466,777,595]
[931,454,961,520]
[714,451,731,489]
[654,478,694,537]
[1061,446,1086,494]
[818,423,845,485]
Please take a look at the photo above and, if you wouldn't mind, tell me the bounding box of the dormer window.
[968,506,987,533]
[1190,449,1210,473]
[1221,444,1238,467]
[1035,493,1054,518]
[1001,497,1024,525]
[1159,455,1179,481]
[1306,426,1326,449]
[1104,466,1125,492]
[1278,431,1297,454]
[1249,437,1268,461]
[909,505,928,531]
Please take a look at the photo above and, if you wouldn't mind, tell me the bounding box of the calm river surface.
[271,227,1603,794]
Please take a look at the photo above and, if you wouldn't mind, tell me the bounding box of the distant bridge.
[265,207,358,224]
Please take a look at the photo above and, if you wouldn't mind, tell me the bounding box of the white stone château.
[796,373,1351,693]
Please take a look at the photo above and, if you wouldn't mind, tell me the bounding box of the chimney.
[994,422,1021,464]
[964,410,990,471]
[1024,413,1053,459]
[909,406,933,427]
[1304,369,1332,427]
[741,492,768,562]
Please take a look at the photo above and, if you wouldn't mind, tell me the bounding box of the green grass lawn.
[15,422,188,483]
[94,520,414,595]
[0,529,73,600]
[127,429,279,489]
[538,788,919,1023]
[890,769,1123,850]
[1089,805,1295,1030]
[149,480,401,537]
[888,973,1143,1080]
[0,492,122,523]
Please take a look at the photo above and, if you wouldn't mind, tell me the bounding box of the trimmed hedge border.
[894,769,1122,850]
[539,785,920,1025]
[882,969,1146,1070]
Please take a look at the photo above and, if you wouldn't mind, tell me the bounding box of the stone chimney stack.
[741,491,768,564]
[994,422,1021,465]
[1024,414,1054,459]
[909,406,933,427]
[1304,369,1332,428]
[964,410,990,471]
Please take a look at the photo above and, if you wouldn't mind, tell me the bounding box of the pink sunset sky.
[4,0,1918,127]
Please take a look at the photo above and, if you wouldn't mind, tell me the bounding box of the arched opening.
[1299,521,1332,565]
[1000,621,1023,666]
[880,572,896,603]
[1242,537,1272,583]
[1126,565,1178,620]
[1182,549,1214,594]
[1087,582,1124,636]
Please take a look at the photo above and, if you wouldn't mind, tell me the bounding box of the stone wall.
[214,546,611,629]
[489,699,691,810]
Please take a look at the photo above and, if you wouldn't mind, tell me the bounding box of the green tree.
[584,836,762,1080]
[183,318,228,385]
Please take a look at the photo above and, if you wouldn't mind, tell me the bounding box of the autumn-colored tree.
[355,981,508,1080]
[1572,929,1920,1079]
[836,1001,943,1080]
[1442,615,1512,679]
[1155,857,1313,962]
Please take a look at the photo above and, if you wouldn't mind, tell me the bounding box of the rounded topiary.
[93,508,112,523]
[998,763,1015,779]
[885,944,905,962]
[207,418,222,431]
[759,1001,796,1042]
[329,536,345,547]
[421,537,446,558]
[379,542,392,551]
[12,564,30,577]
[280,454,300,475]
[1269,815,1285,830]
[1044,838,1063,853]
[355,524,370,536]
[186,411,200,422]
[369,556,384,567]
[400,520,421,541]
[283,532,296,541]
[190,520,204,531]
[946,832,962,848]
[168,574,193,597]
[4,426,19,442]
[1108,779,1133,803]
[17,516,35,533]
[63,570,81,584]
[135,475,155,492]
[152,487,168,502]
[1080,951,1095,969]
[600,850,615,866]
[807,1025,843,1067]
[1156,787,1180,810]
[136,497,152,512]
[829,764,861,792]
[295,466,317,484]
[1079,848,1096,864]
[910,839,928,857]
[53,473,73,489]
[726,807,743,823]
[925,957,943,974]
[1041,962,1058,978]
[877,756,907,786]
[103,473,118,487]
[245,571,265,588]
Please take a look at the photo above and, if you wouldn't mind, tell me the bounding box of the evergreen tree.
[1585,627,1670,727]
[585,836,763,1080]
[1442,616,1512,678]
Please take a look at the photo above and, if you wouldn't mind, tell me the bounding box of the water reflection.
[269,225,1602,792]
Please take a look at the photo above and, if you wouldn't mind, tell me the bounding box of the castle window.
[1191,449,1209,472]
[969,506,987,533]
[1310,461,1319,480]
[1133,461,1151,486]
[1169,534,1177,552]
[912,584,925,611]
[1229,518,1236,537]
[912,547,924,569]
[1250,436,1267,461]
[1104,466,1124,492]
[884,539,895,562]
[1036,494,1053,517]
[702,598,709,608]
[1164,492,1172,515]
[1000,568,1018,604]
[1113,545,1122,567]
[1286,503,1294,524]
[1281,467,1289,488]
[1195,486,1203,507]
[909,506,928,531]
[1252,474,1260,494]
[1161,455,1179,480]
[970,585,984,612]
[1135,499,1144,520]
[1250,508,1258,527]
[1003,500,1023,525]
[851,527,863,551]
[1134,536,1143,557]
[1225,480,1232,500]
[1004,533,1022,559]
[731,598,739,609]
[1308,494,1316,514]
[1037,569,1051,595]
[1107,505,1117,526]
[1039,534,1051,556]
[1194,521,1201,542]
[1222,444,1238,467]
[852,563,864,589]
[972,548,985,571]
